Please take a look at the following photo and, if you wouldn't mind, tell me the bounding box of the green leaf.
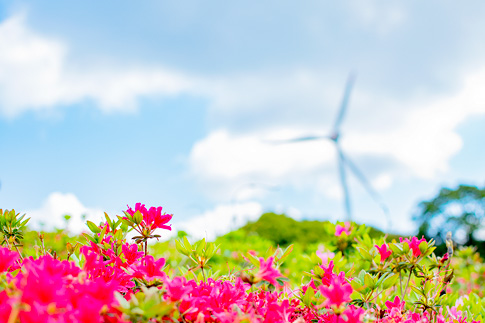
[411,285,426,297]
[356,246,373,261]
[196,239,206,254]
[418,241,428,255]
[402,242,410,253]
[82,232,96,243]
[373,254,381,264]
[358,270,366,283]
[19,218,30,227]
[86,221,101,233]
[364,273,375,290]
[423,247,436,257]
[114,229,123,240]
[246,252,260,268]
[99,222,108,240]
[381,274,399,290]
[175,239,188,255]
[104,212,112,227]
[389,243,403,255]
[183,236,192,252]
[133,211,143,225]
[276,277,288,286]
[279,244,293,263]
[302,286,315,306]
[350,279,365,293]
[206,243,215,258]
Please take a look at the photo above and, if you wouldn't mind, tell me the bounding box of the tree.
[414,184,485,252]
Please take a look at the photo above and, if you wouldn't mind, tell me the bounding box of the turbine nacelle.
[329,132,339,142]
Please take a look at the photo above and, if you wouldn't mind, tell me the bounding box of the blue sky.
[1,1,485,239]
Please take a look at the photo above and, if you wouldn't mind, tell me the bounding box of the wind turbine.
[266,74,390,225]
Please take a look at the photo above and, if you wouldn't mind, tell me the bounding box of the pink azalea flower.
[318,275,353,308]
[126,203,172,231]
[335,222,351,236]
[163,276,194,302]
[0,247,19,272]
[375,243,392,262]
[447,306,465,322]
[400,236,426,257]
[343,305,365,323]
[132,255,166,281]
[264,299,292,323]
[254,257,282,285]
[0,291,13,322]
[214,311,242,323]
[122,243,144,265]
[319,260,336,286]
[386,295,405,312]
[440,252,449,263]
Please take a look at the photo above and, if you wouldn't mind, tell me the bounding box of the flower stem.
[14,244,24,261]
[7,305,19,323]
[5,239,23,265]
[399,271,403,298]
[403,267,414,298]
[201,265,206,282]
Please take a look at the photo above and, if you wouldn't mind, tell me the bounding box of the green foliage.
[115,286,176,322]
[414,184,485,255]
[0,209,30,247]
[22,228,81,259]
[241,212,320,246]
[175,236,220,281]
[8,205,485,320]
[240,212,391,248]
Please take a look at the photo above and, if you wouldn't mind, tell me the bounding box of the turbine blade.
[332,73,356,135]
[337,146,352,221]
[264,135,329,144]
[340,153,392,229]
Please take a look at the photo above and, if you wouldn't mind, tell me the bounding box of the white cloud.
[347,0,407,35]
[0,13,340,123]
[0,14,193,117]
[0,13,355,123]
[189,129,340,200]
[191,129,335,180]
[198,69,342,114]
[173,202,263,240]
[25,192,105,233]
[189,67,485,200]
[372,173,393,190]
[344,68,485,178]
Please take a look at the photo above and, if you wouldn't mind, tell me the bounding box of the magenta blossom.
[0,247,19,272]
[400,236,426,257]
[318,275,353,308]
[335,222,351,236]
[386,295,405,312]
[440,252,449,264]
[254,257,282,285]
[343,305,365,323]
[132,255,167,282]
[375,243,392,262]
[122,243,144,265]
[163,276,193,302]
[126,203,173,231]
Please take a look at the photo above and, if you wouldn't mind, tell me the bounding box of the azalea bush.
[0,205,484,323]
